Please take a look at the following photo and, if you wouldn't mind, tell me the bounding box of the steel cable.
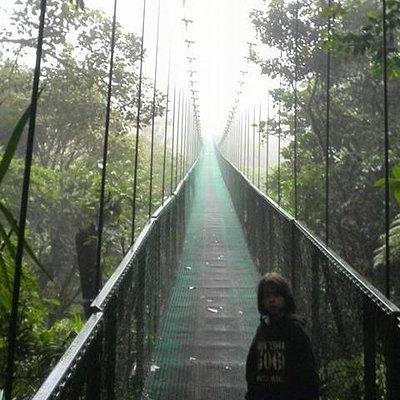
[5,1,48,398]
[162,55,171,205]
[95,0,118,292]
[148,0,162,218]
[131,0,147,243]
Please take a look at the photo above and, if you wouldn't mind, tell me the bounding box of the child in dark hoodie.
[245,272,319,400]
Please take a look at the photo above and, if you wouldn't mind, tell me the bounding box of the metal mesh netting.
[31,160,197,400]
[142,141,260,400]
[217,150,400,400]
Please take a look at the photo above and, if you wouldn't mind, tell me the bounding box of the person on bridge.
[245,272,319,400]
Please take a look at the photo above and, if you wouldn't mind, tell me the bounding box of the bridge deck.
[143,142,260,399]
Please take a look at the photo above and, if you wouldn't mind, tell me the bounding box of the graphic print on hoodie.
[256,340,285,385]
[246,314,319,400]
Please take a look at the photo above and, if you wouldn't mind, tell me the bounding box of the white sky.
[86,0,272,138]
[1,0,276,140]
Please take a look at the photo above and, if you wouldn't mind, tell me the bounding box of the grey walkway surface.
[143,142,260,399]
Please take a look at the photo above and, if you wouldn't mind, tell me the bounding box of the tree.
[0,0,170,396]
[250,0,400,280]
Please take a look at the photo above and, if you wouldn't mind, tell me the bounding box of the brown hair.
[257,272,295,315]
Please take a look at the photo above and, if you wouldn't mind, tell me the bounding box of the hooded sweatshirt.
[245,314,319,400]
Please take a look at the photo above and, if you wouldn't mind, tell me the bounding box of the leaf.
[0,223,16,258]
[392,165,400,178]
[374,177,400,188]
[394,188,400,204]
[0,256,11,294]
[374,178,385,188]
[0,224,14,291]
[0,88,43,187]
[0,103,31,186]
[0,201,53,281]
[366,10,380,22]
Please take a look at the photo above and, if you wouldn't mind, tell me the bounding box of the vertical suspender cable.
[252,107,256,183]
[239,116,242,170]
[232,119,235,164]
[244,112,247,174]
[184,101,188,173]
[244,109,249,176]
[278,59,282,205]
[266,91,270,195]
[186,100,190,173]
[189,102,193,168]
[239,113,243,171]
[232,119,234,165]
[187,101,193,169]
[170,87,176,194]
[189,102,192,171]
[232,121,234,162]
[294,0,299,219]
[95,0,118,292]
[180,97,186,180]
[243,112,246,174]
[246,109,250,176]
[175,90,181,187]
[325,0,331,245]
[179,98,185,178]
[230,122,233,163]
[161,54,171,205]
[382,0,391,298]
[185,98,188,174]
[236,118,239,167]
[192,114,195,158]
[189,105,193,167]
[131,0,147,243]
[236,116,240,168]
[5,1,47,398]
[182,99,187,177]
[148,0,161,218]
[258,104,261,188]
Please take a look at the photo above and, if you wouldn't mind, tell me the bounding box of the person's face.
[263,285,285,317]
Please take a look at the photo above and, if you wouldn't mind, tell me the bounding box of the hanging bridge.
[25,140,399,400]
[3,0,400,399]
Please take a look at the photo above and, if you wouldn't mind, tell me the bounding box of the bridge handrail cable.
[217,149,400,317]
[32,158,199,400]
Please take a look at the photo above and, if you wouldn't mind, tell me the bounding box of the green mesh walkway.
[143,141,260,399]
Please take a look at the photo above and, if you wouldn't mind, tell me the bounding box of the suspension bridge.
[2,0,400,399]
[24,138,400,400]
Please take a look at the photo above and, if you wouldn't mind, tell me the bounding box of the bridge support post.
[135,251,146,394]
[104,300,117,400]
[311,248,321,362]
[266,207,273,274]
[363,300,376,400]
[86,320,103,400]
[290,221,298,301]
[154,221,161,337]
[385,316,400,400]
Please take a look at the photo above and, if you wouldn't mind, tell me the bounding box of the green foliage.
[250,0,400,394]
[323,355,363,399]
[326,0,400,78]
[373,166,400,289]
[250,0,400,276]
[0,0,169,396]
[374,165,400,203]
[374,213,400,270]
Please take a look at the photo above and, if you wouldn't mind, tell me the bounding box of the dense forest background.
[0,0,172,396]
[249,0,400,302]
[2,0,400,397]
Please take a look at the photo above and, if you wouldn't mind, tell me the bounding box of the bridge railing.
[217,149,400,400]
[31,160,198,400]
